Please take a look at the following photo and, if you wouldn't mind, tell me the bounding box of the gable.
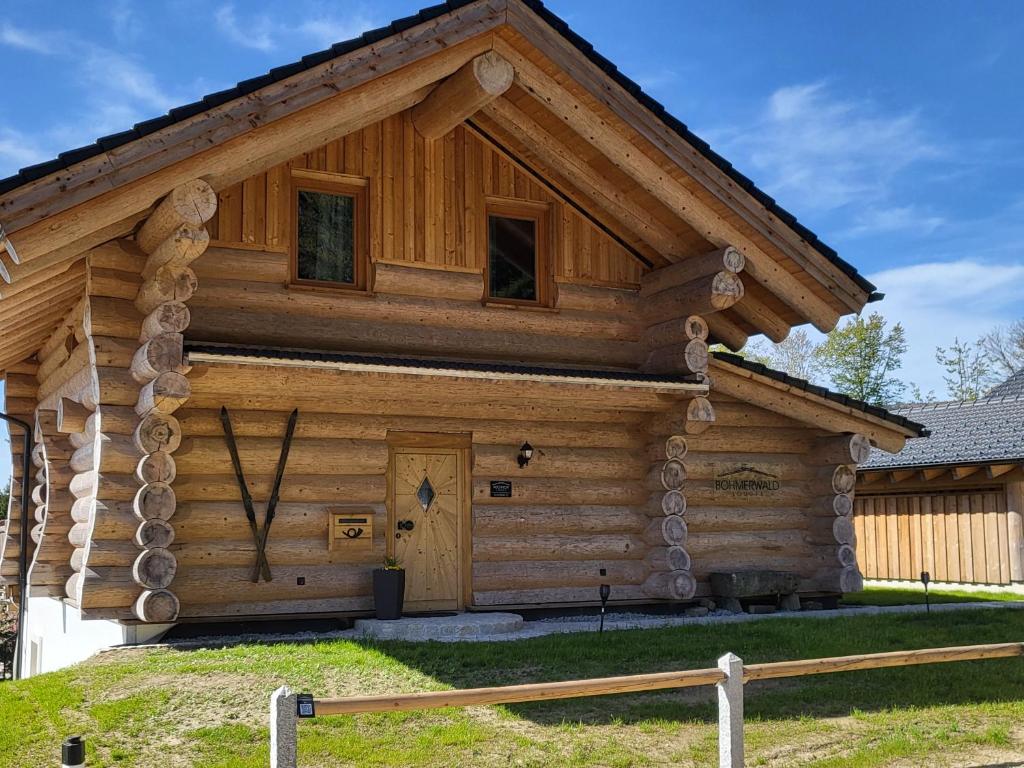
[0,0,881,372]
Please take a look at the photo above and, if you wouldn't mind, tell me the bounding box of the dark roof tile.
[861,395,1024,469]
[713,351,926,436]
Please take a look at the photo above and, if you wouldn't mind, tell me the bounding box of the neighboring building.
[0,0,923,674]
[856,377,1024,586]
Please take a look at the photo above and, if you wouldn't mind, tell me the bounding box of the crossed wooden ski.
[220,406,299,583]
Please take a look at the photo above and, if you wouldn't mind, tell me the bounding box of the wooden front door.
[389,447,465,610]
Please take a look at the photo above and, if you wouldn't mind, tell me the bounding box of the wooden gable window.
[291,171,368,290]
[485,199,551,306]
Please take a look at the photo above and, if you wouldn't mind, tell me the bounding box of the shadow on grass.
[362,608,1024,727]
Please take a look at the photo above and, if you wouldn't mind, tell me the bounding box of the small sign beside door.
[490,480,513,498]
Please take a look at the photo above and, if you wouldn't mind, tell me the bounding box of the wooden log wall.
[0,359,39,601]
[24,409,76,598]
[166,374,658,616]
[66,179,216,622]
[855,485,1023,585]
[205,115,643,285]
[648,392,868,597]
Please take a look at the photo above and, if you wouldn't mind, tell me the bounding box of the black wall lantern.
[517,442,534,468]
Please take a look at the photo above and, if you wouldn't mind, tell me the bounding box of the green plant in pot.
[372,556,405,620]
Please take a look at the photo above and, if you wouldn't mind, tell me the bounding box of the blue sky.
[1,1,1023,481]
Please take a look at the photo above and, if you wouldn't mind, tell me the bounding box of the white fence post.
[270,686,298,768]
[717,652,744,768]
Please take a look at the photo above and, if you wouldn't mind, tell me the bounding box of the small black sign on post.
[490,480,513,498]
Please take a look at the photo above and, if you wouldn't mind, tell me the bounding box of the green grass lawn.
[843,585,1024,607]
[1,608,1022,767]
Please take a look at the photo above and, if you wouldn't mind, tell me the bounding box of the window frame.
[290,170,369,291]
[483,197,552,308]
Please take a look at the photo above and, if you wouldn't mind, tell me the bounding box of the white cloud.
[0,21,54,54]
[841,205,945,239]
[707,81,942,213]
[0,24,182,178]
[109,0,143,44]
[866,259,1024,394]
[214,4,276,52]
[213,4,379,52]
[0,127,47,169]
[295,12,379,49]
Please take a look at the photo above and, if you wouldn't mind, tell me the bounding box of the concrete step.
[354,612,524,641]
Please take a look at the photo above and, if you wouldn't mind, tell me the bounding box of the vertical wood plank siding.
[205,114,643,285]
[855,490,1014,585]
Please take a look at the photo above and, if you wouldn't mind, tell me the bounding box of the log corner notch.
[642,247,744,364]
[642,434,697,602]
[125,179,215,623]
[806,433,870,594]
[411,51,514,141]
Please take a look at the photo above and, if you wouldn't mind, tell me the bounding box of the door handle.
[397,520,415,532]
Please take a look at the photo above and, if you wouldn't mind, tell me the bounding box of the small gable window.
[291,172,368,289]
[486,199,550,305]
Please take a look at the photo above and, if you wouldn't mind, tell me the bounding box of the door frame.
[385,431,473,609]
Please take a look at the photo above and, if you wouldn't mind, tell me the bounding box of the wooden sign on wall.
[713,464,782,498]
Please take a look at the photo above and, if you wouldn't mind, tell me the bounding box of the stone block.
[709,570,801,598]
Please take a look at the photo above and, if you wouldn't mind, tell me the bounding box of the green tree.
[936,337,992,401]
[815,312,908,406]
[743,329,822,381]
[978,319,1024,378]
[0,482,8,522]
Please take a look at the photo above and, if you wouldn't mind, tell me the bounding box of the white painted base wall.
[18,597,172,677]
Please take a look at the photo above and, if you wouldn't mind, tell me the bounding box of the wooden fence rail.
[270,641,1024,768]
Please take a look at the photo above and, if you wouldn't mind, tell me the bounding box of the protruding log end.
[837,544,858,568]
[839,566,863,593]
[57,398,92,434]
[135,266,198,315]
[132,332,186,383]
[684,396,715,435]
[140,302,191,343]
[136,451,177,485]
[134,519,176,549]
[133,588,180,623]
[412,51,514,140]
[642,569,696,601]
[829,465,857,495]
[811,434,873,466]
[644,545,692,572]
[136,371,191,416]
[644,514,688,546]
[660,490,687,517]
[132,547,178,589]
[833,516,856,546]
[664,435,688,460]
[133,411,183,455]
[660,458,687,490]
[133,481,177,521]
[137,179,217,254]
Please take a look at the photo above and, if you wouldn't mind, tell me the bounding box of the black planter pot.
[372,568,405,620]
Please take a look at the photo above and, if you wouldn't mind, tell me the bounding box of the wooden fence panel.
[855,490,1013,585]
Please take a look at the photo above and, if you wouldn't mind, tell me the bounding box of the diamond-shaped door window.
[416,476,436,512]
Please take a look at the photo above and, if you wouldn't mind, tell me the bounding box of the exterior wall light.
[517,442,534,468]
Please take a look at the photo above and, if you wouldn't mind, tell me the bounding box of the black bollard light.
[599,584,611,633]
[921,571,931,614]
[62,736,85,768]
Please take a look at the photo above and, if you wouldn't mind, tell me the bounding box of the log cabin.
[856,371,1024,586]
[0,0,925,675]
